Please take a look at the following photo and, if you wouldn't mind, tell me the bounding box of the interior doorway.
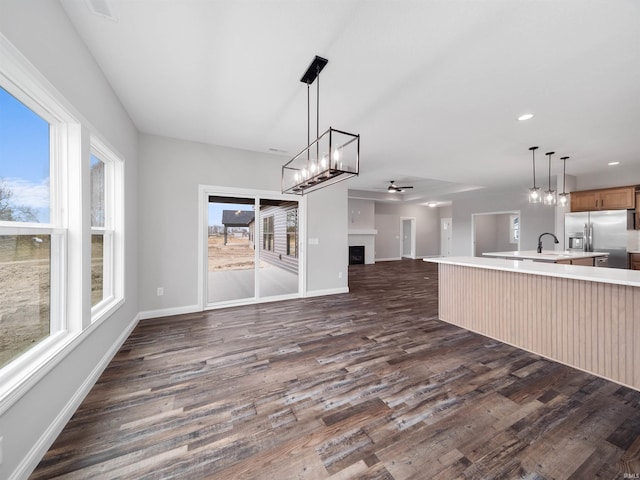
[400,217,416,259]
[471,211,520,256]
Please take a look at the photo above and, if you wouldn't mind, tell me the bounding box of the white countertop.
[425,256,640,287]
[482,250,609,261]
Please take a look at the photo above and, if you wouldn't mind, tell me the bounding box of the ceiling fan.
[387,180,414,193]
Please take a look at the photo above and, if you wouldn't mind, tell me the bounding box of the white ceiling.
[61,0,640,203]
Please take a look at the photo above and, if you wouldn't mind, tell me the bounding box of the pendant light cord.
[560,156,569,194]
[307,83,310,161]
[529,146,539,188]
[316,65,320,162]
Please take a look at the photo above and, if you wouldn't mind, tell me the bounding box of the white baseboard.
[13,313,140,480]
[138,304,200,320]
[375,257,402,262]
[305,286,349,298]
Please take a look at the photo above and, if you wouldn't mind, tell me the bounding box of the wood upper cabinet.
[570,186,636,212]
[636,192,640,230]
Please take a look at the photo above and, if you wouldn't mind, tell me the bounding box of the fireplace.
[349,245,365,265]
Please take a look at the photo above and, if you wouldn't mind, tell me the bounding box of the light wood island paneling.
[429,257,640,391]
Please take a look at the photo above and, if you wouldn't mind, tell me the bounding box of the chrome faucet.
[537,232,559,253]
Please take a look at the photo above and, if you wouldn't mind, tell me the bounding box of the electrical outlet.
[338,272,343,279]
[157,287,164,296]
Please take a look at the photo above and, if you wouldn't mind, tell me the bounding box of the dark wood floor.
[32,259,640,479]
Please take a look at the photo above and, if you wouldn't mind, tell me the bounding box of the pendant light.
[558,156,570,206]
[543,151,557,205]
[281,56,360,195]
[528,146,541,203]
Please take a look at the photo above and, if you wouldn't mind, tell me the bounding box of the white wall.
[575,166,640,191]
[453,190,555,256]
[138,133,348,314]
[473,213,517,255]
[307,182,349,293]
[374,203,440,260]
[0,2,139,479]
[348,198,375,230]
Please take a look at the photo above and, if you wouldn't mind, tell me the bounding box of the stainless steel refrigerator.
[565,210,633,269]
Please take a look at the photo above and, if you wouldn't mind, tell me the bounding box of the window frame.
[262,215,274,252]
[0,62,76,404]
[0,35,125,411]
[89,137,124,323]
[286,208,298,258]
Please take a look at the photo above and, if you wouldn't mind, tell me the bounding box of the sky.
[0,86,50,223]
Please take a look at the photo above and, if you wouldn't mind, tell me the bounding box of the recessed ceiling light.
[608,161,620,166]
[518,114,534,121]
[427,202,438,208]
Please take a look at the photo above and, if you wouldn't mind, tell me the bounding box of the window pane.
[90,155,105,227]
[91,234,104,306]
[286,209,298,257]
[0,87,50,223]
[0,234,50,368]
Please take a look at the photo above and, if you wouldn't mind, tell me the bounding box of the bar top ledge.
[424,256,640,288]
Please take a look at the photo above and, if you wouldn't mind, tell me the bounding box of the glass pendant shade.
[528,146,541,203]
[544,189,557,205]
[529,187,542,203]
[558,192,570,206]
[558,156,570,207]
[543,151,556,205]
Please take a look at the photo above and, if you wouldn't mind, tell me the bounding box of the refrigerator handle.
[583,223,588,251]
[587,223,593,252]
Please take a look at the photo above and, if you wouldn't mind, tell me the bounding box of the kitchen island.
[425,256,640,391]
[482,250,609,266]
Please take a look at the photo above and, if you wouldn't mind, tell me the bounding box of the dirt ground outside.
[0,235,104,369]
[0,236,51,368]
[1,234,260,368]
[208,234,266,270]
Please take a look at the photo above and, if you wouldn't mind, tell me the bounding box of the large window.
[89,138,124,322]
[0,86,59,369]
[0,37,124,402]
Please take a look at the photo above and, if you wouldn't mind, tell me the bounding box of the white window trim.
[0,33,125,413]
[89,137,125,323]
[0,38,79,409]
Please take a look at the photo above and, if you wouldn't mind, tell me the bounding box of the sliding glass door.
[204,191,301,308]
[258,199,299,298]
[207,196,256,303]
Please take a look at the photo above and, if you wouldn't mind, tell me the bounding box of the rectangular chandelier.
[282,127,359,195]
[281,56,360,195]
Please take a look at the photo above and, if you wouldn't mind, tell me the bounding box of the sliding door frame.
[197,184,306,310]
